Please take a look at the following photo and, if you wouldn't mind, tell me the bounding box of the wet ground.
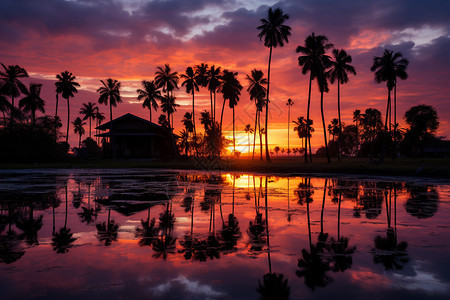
[0,169,449,299]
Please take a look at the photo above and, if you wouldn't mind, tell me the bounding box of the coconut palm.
[246,69,267,160]
[317,68,332,163]
[0,63,28,114]
[244,124,253,157]
[72,117,86,149]
[97,78,122,158]
[370,49,408,160]
[79,102,97,138]
[155,64,179,98]
[257,7,291,162]
[219,70,243,155]
[296,33,334,162]
[286,98,294,156]
[19,83,45,125]
[94,107,105,144]
[181,67,200,137]
[206,65,221,124]
[328,49,356,160]
[137,80,161,123]
[55,71,80,145]
[161,94,179,156]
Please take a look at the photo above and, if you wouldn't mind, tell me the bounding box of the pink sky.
[1,0,449,151]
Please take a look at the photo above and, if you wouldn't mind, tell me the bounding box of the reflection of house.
[96,113,177,159]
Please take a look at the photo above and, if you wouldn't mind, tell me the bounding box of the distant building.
[96,113,177,159]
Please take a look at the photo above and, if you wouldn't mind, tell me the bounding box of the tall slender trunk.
[265,46,273,162]
[253,109,258,159]
[306,73,312,163]
[392,84,397,160]
[66,97,70,145]
[259,112,263,160]
[55,93,59,137]
[79,133,81,150]
[380,88,391,162]
[213,91,216,125]
[287,105,290,156]
[338,186,342,240]
[321,91,330,163]
[89,116,92,139]
[210,91,213,125]
[337,79,342,161]
[233,107,235,156]
[264,176,271,274]
[321,178,328,234]
[192,90,196,141]
[110,102,117,159]
[149,106,152,123]
[220,99,226,132]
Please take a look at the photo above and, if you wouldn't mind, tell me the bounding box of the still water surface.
[0,169,449,299]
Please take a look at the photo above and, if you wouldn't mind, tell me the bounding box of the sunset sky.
[1,0,449,153]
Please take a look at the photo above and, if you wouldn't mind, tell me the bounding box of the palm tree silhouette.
[161,94,179,155]
[205,65,221,125]
[370,49,409,161]
[219,70,243,155]
[94,108,105,144]
[55,71,80,145]
[72,117,86,150]
[257,8,291,162]
[97,78,122,158]
[137,80,162,123]
[293,117,314,159]
[181,67,200,138]
[79,102,97,139]
[0,63,28,123]
[246,69,267,160]
[19,83,45,125]
[286,98,294,156]
[328,49,356,160]
[244,124,254,157]
[296,33,334,162]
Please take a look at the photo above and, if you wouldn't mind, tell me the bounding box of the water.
[0,169,449,299]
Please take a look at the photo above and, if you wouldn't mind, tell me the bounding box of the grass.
[1,156,449,179]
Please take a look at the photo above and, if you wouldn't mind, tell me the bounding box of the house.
[96,113,177,159]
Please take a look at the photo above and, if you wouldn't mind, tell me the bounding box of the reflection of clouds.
[150,275,226,299]
[392,262,449,294]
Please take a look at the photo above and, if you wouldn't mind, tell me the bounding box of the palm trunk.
[220,99,226,132]
[287,105,290,157]
[233,107,235,156]
[306,73,312,163]
[192,90,196,142]
[149,107,152,123]
[337,79,342,161]
[321,91,330,163]
[79,133,81,150]
[110,102,116,159]
[210,91,213,125]
[55,93,59,137]
[321,178,328,234]
[265,46,273,162]
[253,109,258,159]
[392,84,397,160]
[89,116,92,139]
[259,112,263,160]
[66,97,70,145]
[338,187,342,240]
[380,88,391,162]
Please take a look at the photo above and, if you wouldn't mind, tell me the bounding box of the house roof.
[96,113,165,131]
[95,113,179,138]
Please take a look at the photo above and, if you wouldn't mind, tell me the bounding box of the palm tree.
[181,67,200,137]
[296,33,334,162]
[137,80,161,123]
[286,98,294,156]
[221,70,242,155]
[318,67,332,163]
[160,94,179,155]
[19,83,45,125]
[370,49,408,160]
[206,65,221,124]
[79,102,97,138]
[0,63,28,112]
[244,124,253,157]
[155,64,179,98]
[246,69,267,160]
[328,49,356,160]
[55,71,80,145]
[72,117,86,149]
[97,78,122,158]
[94,107,105,144]
[257,7,291,162]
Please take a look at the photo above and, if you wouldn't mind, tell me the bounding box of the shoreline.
[1,157,449,179]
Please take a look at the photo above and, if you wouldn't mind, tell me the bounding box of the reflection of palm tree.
[371,185,409,271]
[0,230,25,264]
[296,245,332,290]
[136,216,157,247]
[257,176,290,299]
[78,183,97,224]
[405,184,439,219]
[16,202,43,246]
[96,208,119,246]
[220,176,241,253]
[152,234,177,260]
[52,185,77,253]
